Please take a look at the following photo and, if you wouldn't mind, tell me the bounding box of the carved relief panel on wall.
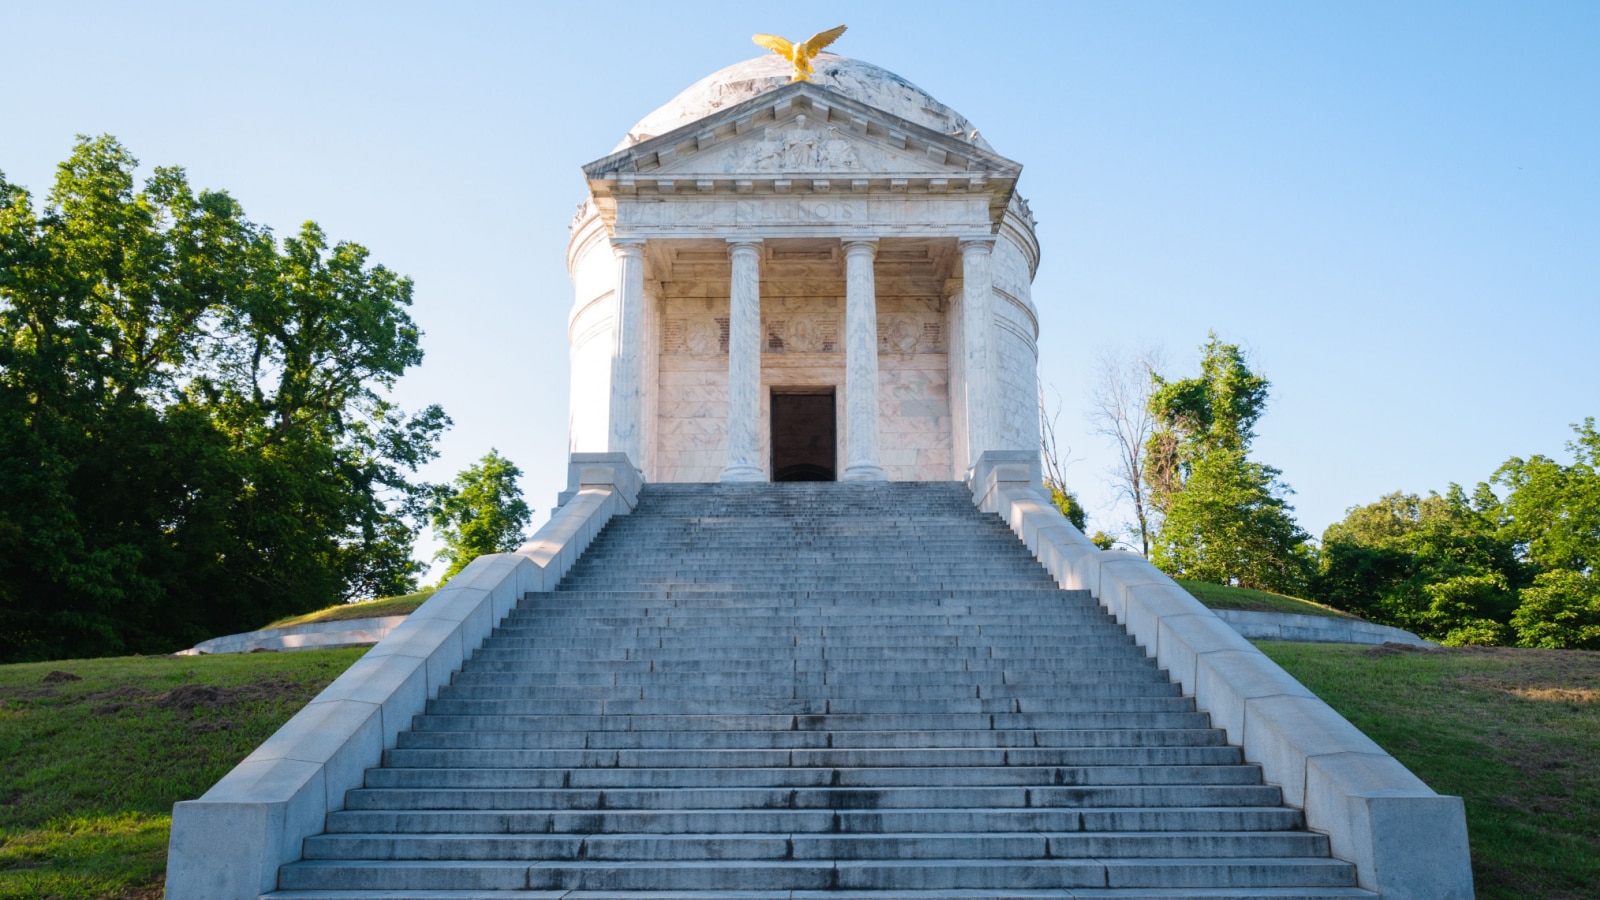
[663,317,731,356]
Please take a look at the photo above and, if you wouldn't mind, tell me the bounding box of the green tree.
[0,137,446,661]
[430,450,531,581]
[1313,487,1524,644]
[1496,419,1600,648]
[1142,334,1311,593]
[1495,419,1600,576]
[1511,570,1600,649]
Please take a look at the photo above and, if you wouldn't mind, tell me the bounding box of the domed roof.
[617,54,990,153]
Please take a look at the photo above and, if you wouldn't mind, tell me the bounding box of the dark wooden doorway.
[770,390,837,481]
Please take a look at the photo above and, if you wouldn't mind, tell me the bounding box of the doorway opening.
[770,389,837,481]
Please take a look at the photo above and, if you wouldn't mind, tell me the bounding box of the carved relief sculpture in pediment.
[742,115,859,174]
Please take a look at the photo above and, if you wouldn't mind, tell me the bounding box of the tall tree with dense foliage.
[1313,420,1599,648]
[0,136,447,661]
[1313,488,1523,644]
[1143,334,1312,593]
[429,450,532,581]
[1496,419,1600,648]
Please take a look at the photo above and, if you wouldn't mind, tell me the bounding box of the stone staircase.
[268,482,1374,898]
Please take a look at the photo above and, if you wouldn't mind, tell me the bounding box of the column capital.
[958,235,996,253]
[610,237,646,259]
[726,239,763,259]
[841,238,879,257]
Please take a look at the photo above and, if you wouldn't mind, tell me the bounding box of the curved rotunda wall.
[568,54,1040,480]
[567,213,619,456]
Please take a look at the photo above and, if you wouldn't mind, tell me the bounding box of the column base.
[719,465,766,483]
[839,464,887,482]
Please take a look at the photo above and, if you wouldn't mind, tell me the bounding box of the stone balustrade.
[966,450,1474,900]
[164,454,642,900]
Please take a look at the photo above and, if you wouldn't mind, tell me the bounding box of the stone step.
[342,784,1285,812]
[458,655,1159,673]
[394,728,1233,752]
[477,627,1101,641]
[302,830,1331,862]
[435,687,1183,705]
[409,712,1213,733]
[410,706,1209,727]
[520,590,1092,603]
[530,586,1083,596]
[363,764,1264,789]
[267,886,1378,899]
[325,805,1305,836]
[421,698,1199,717]
[275,856,1357,891]
[463,640,1143,658]
[502,598,1100,611]
[380,746,1241,768]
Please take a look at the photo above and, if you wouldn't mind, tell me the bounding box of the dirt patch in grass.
[154,677,301,713]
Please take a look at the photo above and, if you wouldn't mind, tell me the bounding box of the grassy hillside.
[0,649,366,899]
[265,588,435,629]
[1262,641,1600,899]
[1175,578,1358,619]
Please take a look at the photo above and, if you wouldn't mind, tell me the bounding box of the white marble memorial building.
[566,54,1041,483]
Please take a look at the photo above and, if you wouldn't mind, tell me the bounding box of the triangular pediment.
[583,82,1021,212]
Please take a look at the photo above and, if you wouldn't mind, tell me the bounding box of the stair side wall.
[163,457,641,900]
[966,451,1475,900]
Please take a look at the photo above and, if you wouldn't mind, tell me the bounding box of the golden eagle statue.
[752,25,847,83]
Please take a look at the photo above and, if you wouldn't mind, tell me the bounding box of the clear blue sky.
[4,1,1596,580]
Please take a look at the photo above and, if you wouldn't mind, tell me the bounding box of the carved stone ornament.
[569,200,592,232]
[883,316,920,353]
[684,319,720,356]
[743,115,859,174]
[785,316,822,352]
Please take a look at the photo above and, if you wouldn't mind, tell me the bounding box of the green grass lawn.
[1260,641,1600,899]
[0,649,366,900]
[1176,578,1358,619]
[264,588,435,629]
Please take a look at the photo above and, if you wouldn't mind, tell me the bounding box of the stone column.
[608,239,646,472]
[959,237,996,465]
[721,240,765,482]
[840,239,886,481]
[943,277,968,479]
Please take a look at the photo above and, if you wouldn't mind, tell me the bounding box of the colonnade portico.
[595,232,1011,484]
[571,74,1040,485]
